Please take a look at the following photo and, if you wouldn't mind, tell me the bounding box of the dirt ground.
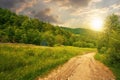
[37,53,115,80]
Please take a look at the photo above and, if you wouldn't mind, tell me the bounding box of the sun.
[90,17,104,31]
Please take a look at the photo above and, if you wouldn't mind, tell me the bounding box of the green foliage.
[97,14,120,63]
[73,41,95,48]
[0,8,72,46]
[0,8,97,47]
[95,53,120,80]
[0,43,96,80]
[55,35,64,45]
[61,27,93,34]
[98,47,107,53]
[62,27,98,47]
[97,14,120,80]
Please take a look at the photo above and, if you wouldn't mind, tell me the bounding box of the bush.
[99,47,107,53]
[73,41,95,48]
[86,43,95,48]
[106,48,120,63]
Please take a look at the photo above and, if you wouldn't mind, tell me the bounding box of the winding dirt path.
[38,53,115,80]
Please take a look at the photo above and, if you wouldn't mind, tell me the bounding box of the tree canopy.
[0,8,97,47]
[97,14,120,63]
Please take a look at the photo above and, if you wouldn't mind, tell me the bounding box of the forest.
[0,8,97,48]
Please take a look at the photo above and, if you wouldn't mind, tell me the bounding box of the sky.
[0,0,120,28]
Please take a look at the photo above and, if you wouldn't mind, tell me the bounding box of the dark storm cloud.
[0,0,25,9]
[0,0,59,23]
[0,0,37,14]
[34,8,59,23]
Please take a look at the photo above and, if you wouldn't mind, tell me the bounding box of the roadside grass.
[0,43,96,80]
[95,53,120,80]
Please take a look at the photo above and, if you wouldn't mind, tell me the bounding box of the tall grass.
[0,43,96,80]
[95,53,120,80]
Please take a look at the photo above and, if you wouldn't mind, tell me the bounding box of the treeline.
[98,14,120,63]
[0,8,96,47]
[62,27,98,47]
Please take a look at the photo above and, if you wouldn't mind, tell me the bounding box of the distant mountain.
[61,27,96,35]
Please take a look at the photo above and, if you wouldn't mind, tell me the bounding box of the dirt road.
[38,53,115,80]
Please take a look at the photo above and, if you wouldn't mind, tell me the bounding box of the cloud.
[70,2,110,19]
[89,0,102,6]
[15,0,37,14]
[34,8,59,23]
[69,0,91,7]
[49,0,92,8]
[43,0,52,3]
[0,0,37,13]
[95,0,120,8]
[0,0,120,28]
[111,4,120,9]
[0,0,25,9]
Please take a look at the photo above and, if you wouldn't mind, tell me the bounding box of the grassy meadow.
[0,43,96,80]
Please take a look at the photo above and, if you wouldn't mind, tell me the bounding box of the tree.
[41,31,55,46]
[14,29,23,42]
[5,26,16,42]
[55,35,64,45]
[98,14,120,63]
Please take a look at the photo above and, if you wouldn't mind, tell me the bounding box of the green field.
[0,43,96,80]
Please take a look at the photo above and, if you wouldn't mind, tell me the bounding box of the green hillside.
[0,8,72,46]
[0,8,97,48]
[61,27,93,34]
